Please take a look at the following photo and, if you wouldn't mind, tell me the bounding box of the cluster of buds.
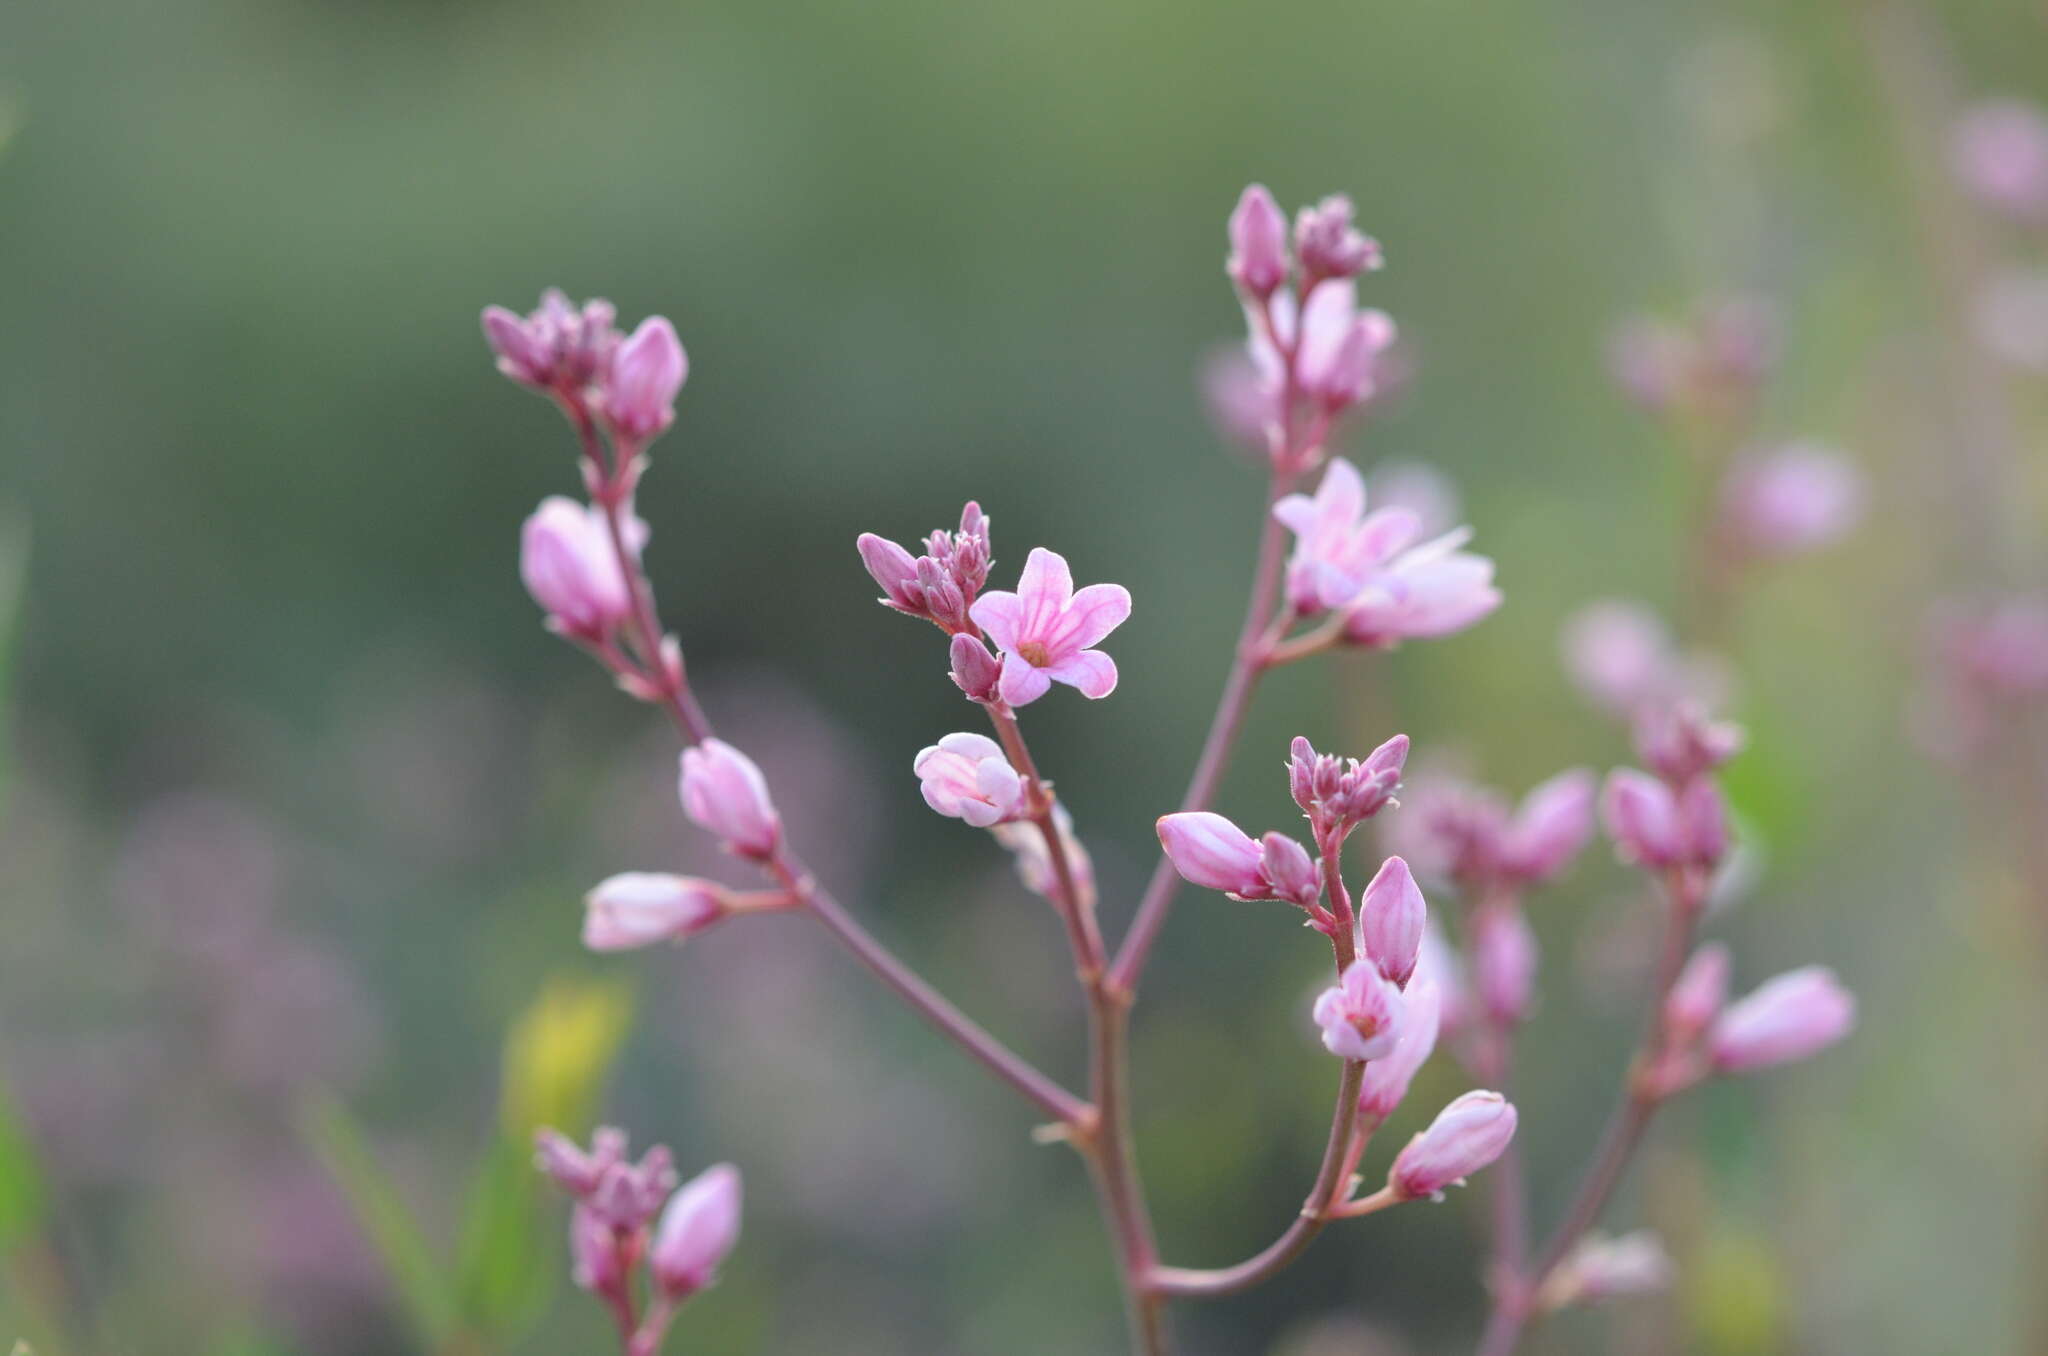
[535,1128,742,1325]
[1226,187,1396,470]
[1599,768,1729,874]
[1631,702,1745,788]
[1393,768,1598,894]
[1288,733,1408,844]
[1155,812,1323,911]
[485,291,688,471]
[857,502,994,634]
[1273,457,1501,648]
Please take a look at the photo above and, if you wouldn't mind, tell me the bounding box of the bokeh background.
[3,0,2045,1351]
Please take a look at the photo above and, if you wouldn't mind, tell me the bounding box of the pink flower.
[1719,443,1865,556]
[1663,941,1730,1042]
[679,739,781,858]
[1252,282,1397,413]
[1156,812,1266,897]
[1472,904,1537,1024]
[1273,458,1424,612]
[1293,194,1383,280]
[1340,528,1501,648]
[913,733,1025,827]
[1312,961,1405,1062]
[1227,184,1290,298]
[1389,1090,1517,1200]
[1497,768,1597,885]
[582,873,728,951]
[969,547,1131,706]
[1357,978,1442,1126]
[482,289,620,393]
[1710,967,1855,1073]
[601,316,688,442]
[1359,856,1426,987]
[650,1163,742,1300]
[520,497,639,638]
[1952,99,2048,223]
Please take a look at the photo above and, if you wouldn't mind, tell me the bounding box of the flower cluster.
[858,502,993,634]
[534,1127,741,1347]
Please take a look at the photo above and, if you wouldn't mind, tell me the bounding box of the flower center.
[1018,641,1052,667]
[1348,1012,1384,1040]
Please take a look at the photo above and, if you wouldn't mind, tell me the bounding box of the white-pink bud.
[650,1163,742,1300]
[1389,1090,1518,1200]
[1258,832,1322,908]
[913,733,1025,827]
[583,873,728,951]
[1156,811,1267,897]
[1710,966,1855,1073]
[1498,768,1597,885]
[1356,978,1441,1126]
[1663,941,1730,1042]
[602,316,688,443]
[1473,905,1538,1025]
[1359,856,1426,987]
[1312,961,1405,1062]
[679,739,781,858]
[520,497,635,638]
[1600,769,1684,869]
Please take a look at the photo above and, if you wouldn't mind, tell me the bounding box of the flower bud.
[1541,1231,1674,1311]
[1312,310,1397,411]
[569,1204,624,1294]
[1312,961,1405,1062]
[1498,768,1596,885]
[1678,778,1729,868]
[583,873,728,951]
[482,290,619,392]
[1259,832,1321,908]
[1600,769,1684,868]
[1293,194,1383,280]
[1388,1090,1517,1200]
[1156,811,1266,897]
[1632,703,1745,786]
[535,1126,625,1198]
[1356,978,1441,1126]
[1710,966,1855,1073]
[857,532,925,612]
[602,316,687,442]
[1663,941,1730,1043]
[1227,184,1290,297]
[679,739,781,858]
[1359,856,1425,987]
[948,634,1001,701]
[1472,904,1538,1024]
[650,1163,742,1301]
[521,497,635,638]
[913,733,1025,827]
[1719,443,1865,558]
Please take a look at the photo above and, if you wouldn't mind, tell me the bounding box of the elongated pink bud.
[569,1203,623,1294]
[1357,978,1441,1125]
[857,532,924,611]
[1711,967,1855,1073]
[1227,184,1290,297]
[1259,832,1321,908]
[948,634,1001,701]
[583,873,728,951]
[1312,961,1405,1062]
[1601,769,1684,868]
[1499,768,1596,884]
[1156,811,1266,896]
[602,316,687,442]
[1541,1231,1674,1311]
[1389,1090,1517,1200]
[680,739,781,858]
[536,1126,626,1198]
[1678,778,1729,867]
[1359,856,1425,986]
[1473,904,1538,1025]
[521,497,635,638]
[1663,941,1730,1041]
[650,1163,742,1300]
[1633,703,1745,786]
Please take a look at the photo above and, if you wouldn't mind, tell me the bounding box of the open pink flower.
[1312,961,1405,1062]
[1273,457,1423,612]
[1251,282,1397,413]
[1341,528,1501,647]
[969,548,1131,706]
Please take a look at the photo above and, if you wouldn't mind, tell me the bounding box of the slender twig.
[1475,867,1704,1356]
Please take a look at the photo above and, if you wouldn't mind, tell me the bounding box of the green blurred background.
[1,0,2043,1351]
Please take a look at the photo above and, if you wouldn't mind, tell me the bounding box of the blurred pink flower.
[1711,966,1855,1072]
[1952,99,2048,224]
[1719,442,1865,557]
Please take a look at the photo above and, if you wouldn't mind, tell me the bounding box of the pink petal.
[968,590,1024,651]
[1047,583,1133,654]
[1015,548,1074,635]
[1048,649,1118,698]
[998,652,1053,706]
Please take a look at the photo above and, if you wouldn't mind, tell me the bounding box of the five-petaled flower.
[969,548,1132,707]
